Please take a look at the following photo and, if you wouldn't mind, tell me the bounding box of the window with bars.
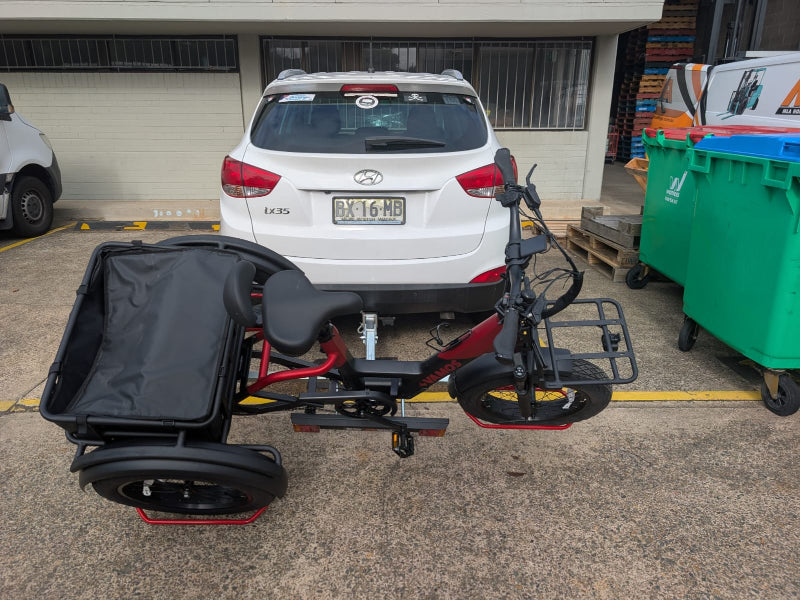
[0,36,238,72]
[261,37,591,130]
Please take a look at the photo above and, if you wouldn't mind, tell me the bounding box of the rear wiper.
[365,137,446,150]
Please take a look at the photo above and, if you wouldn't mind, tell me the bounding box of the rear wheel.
[457,358,612,426]
[78,443,287,515]
[85,461,279,515]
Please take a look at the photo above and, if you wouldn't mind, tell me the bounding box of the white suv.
[220,70,511,315]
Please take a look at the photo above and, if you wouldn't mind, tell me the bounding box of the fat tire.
[457,358,612,426]
[761,374,800,417]
[10,176,53,237]
[79,444,287,515]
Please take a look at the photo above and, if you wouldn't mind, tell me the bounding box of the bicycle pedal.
[391,430,415,458]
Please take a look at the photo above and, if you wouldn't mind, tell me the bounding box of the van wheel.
[11,176,53,237]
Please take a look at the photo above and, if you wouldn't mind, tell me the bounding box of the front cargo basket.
[540,297,637,388]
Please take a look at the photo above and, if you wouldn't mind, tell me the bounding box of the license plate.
[332,198,405,225]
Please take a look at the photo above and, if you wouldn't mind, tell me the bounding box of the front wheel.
[10,176,53,237]
[457,358,612,426]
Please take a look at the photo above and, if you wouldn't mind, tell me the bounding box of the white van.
[694,52,800,128]
[0,83,62,237]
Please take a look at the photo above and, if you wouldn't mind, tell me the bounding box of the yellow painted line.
[612,390,761,402]
[4,391,761,414]
[242,390,761,405]
[212,224,220,231]
[239,396,276,405]
[80,223,91,230]
[0,222,75,252]
[123,221,147,230]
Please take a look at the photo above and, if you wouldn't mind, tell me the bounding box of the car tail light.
[221,156,281,198]
[456,157,518,198]
[340,84,399,94]
[470,266,506,284]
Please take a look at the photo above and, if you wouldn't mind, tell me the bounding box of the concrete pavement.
[1,166,798,599]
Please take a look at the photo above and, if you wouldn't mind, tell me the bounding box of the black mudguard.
[448,348,574,399]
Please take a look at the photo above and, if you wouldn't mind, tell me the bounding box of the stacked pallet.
[615,28,647,161]
[565,207,642,282]
[615,0,698,160]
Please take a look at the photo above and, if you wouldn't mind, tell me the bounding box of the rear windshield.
[250,91,488,154]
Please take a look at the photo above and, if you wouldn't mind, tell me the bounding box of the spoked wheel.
[77,442,288,515]
[761,373,800,417]
[457,359,612,426]
[625,263,650,290]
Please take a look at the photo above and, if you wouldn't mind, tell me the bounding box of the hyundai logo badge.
[354,169,383,185]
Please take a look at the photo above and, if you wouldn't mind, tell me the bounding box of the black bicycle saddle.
[262,270,363,355]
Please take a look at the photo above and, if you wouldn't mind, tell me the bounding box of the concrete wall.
[2,0,663,37]
[3,73,243,212]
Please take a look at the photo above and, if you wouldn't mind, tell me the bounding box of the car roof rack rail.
[441,69,464,81]
[277,69,307,80]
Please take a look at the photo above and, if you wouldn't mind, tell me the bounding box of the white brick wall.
[1,72,244,202]
[497,130,589,200]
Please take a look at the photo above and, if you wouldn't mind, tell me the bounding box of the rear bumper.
[318,280,504,314]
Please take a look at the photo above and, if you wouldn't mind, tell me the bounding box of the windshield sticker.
[278,94,316,103]
[356,95,379,109]
[405,93,427,103]
[442,94,461,105]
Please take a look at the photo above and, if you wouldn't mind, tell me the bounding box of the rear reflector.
[221,156,281,198]
[470,266,506,284]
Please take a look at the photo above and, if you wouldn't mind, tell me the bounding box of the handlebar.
[493,303,519,362]
[494,148,517,185]
[491,147,584,363]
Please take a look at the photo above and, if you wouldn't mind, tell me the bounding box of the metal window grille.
[0,36,238,72]
[261,37,591,130]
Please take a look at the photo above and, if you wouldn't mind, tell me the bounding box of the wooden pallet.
[580,207,642,248]
[566,225,639,283]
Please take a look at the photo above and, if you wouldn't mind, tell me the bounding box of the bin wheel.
[78,442,288,515]
[678,317,700,352]
[625,264,650,290]
[761,374,800,417]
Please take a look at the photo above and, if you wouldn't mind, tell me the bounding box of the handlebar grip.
[493,307,520,364]
[541,271,584,319]
[494,148,516,186]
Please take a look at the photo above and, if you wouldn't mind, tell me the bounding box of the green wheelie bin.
[684,133,800,416]
[629,125,800,290]
[630,128,701,289]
